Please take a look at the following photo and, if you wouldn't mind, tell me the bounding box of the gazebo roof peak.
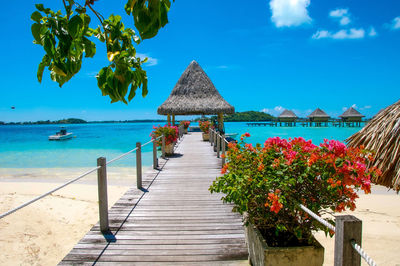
[157,60,234,115]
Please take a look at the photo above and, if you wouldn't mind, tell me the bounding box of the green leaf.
[31,23,42,44]
[35,4,45,11]
[31,11,42,23]
[68,15,83,39]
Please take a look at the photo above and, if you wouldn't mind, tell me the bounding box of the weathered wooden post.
[213,130,217,152]
[217,133,220,158]
[162,135,166,158]
[136,142,142,189]
[334,215,362,266]
[153,140,158,169]
[210,128,213,146]
[221,134,226,167]
[209,127,212,144]
[97,157,109,232]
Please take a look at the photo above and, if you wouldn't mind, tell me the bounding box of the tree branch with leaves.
[31,0,173,104]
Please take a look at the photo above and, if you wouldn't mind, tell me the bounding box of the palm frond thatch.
[278,109,297,118]
[157,60,234,115]
[308,108,330,118]
[347,100,400,191]
[340,107,365,118]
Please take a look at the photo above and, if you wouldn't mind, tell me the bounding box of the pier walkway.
[59,132,248,265]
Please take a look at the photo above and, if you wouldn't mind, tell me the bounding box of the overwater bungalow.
[307,108,330,127]
[157,60,234,133]
[278,109,297,126]
[339,107,365,127]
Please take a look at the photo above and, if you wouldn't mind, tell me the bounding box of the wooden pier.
[59,132,248,265]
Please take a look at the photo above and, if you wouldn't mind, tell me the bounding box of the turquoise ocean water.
[0,122,361,168]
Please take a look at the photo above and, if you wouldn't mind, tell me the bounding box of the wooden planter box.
[245,224,324,266]
[184,128,188,134]
[165,143,174,156]
[202,133,209,141]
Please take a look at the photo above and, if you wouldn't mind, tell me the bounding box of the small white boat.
[49,127,74,140]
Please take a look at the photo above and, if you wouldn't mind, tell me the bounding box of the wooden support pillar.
[167,114,171,125]
[153,140,158,169]
[334,215,362,266]
[172,115,175,126]
[97,157,109,233]
[221,134,226,167]
[162,135,166,158]
[218,113,224,133]
[136,142,142,189]
[217,133,220,158]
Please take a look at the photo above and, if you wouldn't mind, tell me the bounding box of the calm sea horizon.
[0,122,361,168]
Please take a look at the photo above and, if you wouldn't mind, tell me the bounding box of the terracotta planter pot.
[165,143,174,156]
[202,133,209,141]
[245,224,324,266]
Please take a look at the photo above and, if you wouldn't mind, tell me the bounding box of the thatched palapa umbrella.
[347,100,400,191]
[157,60,234,131]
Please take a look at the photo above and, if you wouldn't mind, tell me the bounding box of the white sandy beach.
[0,167,399,266]
[0,167,133,266]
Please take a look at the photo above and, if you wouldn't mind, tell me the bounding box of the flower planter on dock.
[202,133,209,141]
[245,224,324,266]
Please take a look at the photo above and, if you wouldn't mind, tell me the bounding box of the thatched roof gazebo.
[308,108,330,122]
[157,60,234,131]
[278,109,297,126]
[347,100,400,191]
[339,107,364,122]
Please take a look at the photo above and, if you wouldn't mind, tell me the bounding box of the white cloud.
[329,8,351,26]
[351,104,358,109]
[216,65,229,69]
[368,27,377,37]
[261,106,285,116]
[391,17,400,30]
[312,28,365,40]
[269,0,312,27]
[136,53,158,66]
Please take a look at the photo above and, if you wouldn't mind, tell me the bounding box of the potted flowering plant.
[180,121,191,134]
[199,120,212,141]
[150,125,179,156]
[210,133,381,266]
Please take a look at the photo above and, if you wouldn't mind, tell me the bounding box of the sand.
[314,186,400,266]
[0,178,129,266]
[0,168,399,266]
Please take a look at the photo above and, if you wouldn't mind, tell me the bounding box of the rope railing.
[299,204,336,232]
[0,134,166,223]
[351,240,377,266]
[207,128,378,266]
[0,166,100,219]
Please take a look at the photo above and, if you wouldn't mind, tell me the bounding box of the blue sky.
[1,0,399,122]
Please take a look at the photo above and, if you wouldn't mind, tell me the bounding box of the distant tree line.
[0,118,166,125]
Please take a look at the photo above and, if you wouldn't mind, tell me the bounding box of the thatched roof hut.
[278,109,297,122]
[339,107,364,122]
[347,100,400,191]
[308,108,330,122]
[157,60,234,116]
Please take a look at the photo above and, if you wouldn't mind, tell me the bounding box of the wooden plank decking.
[59,132,248,265]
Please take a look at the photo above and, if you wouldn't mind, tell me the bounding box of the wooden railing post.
[213,130,217,152]
[153,140,158,169]
[209,127,212,144]
[97,157,109,232]
[136,142,142,189]
[334,215,362,266]
[217,134,220,158]
[162,135,166,158]
[210,129,213,146]
[221,134,226,167]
